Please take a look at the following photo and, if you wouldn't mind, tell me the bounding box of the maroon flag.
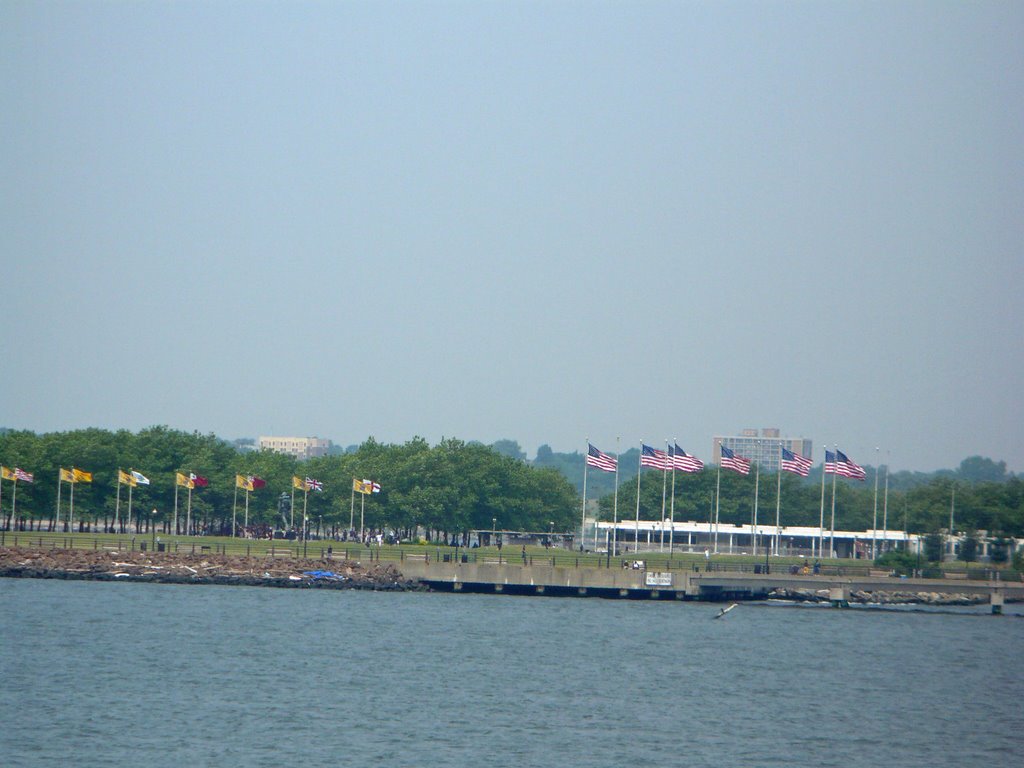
[14,468,34,483]
[249,476,266,490]
[190,473,209,487]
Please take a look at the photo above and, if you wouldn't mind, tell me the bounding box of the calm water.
[1,580,1022,768]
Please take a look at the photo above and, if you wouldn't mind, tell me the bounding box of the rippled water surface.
[1,579,1022,767]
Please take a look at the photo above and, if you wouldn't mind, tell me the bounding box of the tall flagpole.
[714,462,721,554]
[611,437,620,557]
[244,488,250,533]
[290,483,297,531]
[349,481,356,532]
[232,482,238,538]
[69,468,76,532]
[186,483,193,536]
[11,478,17,526]
[752,456,760,557]
[829,446,837,558]
[173,476,180,535]
[818,449,827,558]
[775,456,782,556]
[115,475,122,533]
[56,471,63,532]
[872,446,880,559]
[659,440,669,551]
[128,477,134,534]
[581,439,589,552]
[634,442,643,554]
[359,492,365,541]
[881,454,890,554]
[669,441,677,555]
[302,484,309,537]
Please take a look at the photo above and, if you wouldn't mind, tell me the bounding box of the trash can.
[140,542,147,552]
[461,554,468,563]
[443,554,451,562]
[157,543,166,552]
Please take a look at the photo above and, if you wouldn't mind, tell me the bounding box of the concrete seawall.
[397,559,1024,609]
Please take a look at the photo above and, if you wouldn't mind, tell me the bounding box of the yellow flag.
[60,468,75,483]
[0,466,15,481]
[352,478,371,495]
[176,472,194,489]
[119,469,137,487]
[236,474,254,491]
[292,475,307,490]
[72,468,93,483]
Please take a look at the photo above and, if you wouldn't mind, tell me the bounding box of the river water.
[1,579,1021,768]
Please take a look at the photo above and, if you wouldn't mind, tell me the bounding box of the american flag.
[640,444,671,470]
[719,445,751,475]
[670,444,704,472]
[586,444,617,473]
[835,449,866,480]
[14,468,34,483]
[824,449,838,474]
[305,477,324,492]
[780,447,812,477]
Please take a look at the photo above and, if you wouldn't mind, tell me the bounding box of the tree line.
[2,427,1020,541]
[0,427,579,540]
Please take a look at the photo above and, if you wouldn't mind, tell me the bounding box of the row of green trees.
[2,427,1020,541]
[0,428,579,539]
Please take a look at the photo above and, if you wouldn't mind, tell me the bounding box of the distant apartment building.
[258,436,332,461]
[712,428,813,473]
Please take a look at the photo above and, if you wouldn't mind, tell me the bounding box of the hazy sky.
[2,1,1022,473]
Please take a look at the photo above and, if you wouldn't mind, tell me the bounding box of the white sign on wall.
[645,572,673,587]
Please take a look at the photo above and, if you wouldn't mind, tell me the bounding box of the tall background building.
[258,436,332,461]
[712,428,813,473]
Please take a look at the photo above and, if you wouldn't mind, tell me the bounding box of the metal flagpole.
[752,456,760,557]
[69,468,75,532]
[881,455,890,554]
[660,440,669,551]
[290,483,296,531]
[669,441,677,555]
[634,442,642,554]
[115,474,122,533]
[11,477,17,525]
[56,470,63,532]
[186,483,193,536]
[581,439,589,552]
[349,481,356,533]
[359,492,365,541]
[302,484,309,537]
[818,449,827,558]
[173,475,179,535]
[128,478,134,534]
[611,437,620,557]
[232,482,238,538]
[829,448,837,558]
[714,462,721,554]
[872,446,880,559]
[244,488,250,533]
[775,457,782,556]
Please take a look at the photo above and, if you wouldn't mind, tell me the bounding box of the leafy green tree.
[923,532,944,563]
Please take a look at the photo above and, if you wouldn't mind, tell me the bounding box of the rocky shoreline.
[769,587,1007,606]
[0,546,424,592]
